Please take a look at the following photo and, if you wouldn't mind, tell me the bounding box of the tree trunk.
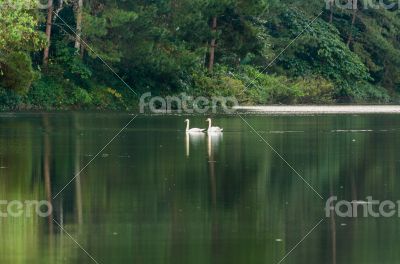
[208,16,217,73]
[329,0,334,23]
[80,45,85,58]
[43,0,54,66]
[347,0,357,47]
[74,0,84,56]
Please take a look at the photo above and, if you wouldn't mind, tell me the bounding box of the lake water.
[0,112,399,263]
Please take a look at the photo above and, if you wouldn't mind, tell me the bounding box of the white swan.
[185,119,205,133]
[206,118,223,132]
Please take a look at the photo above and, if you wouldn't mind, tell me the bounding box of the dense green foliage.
[0,0,399,109]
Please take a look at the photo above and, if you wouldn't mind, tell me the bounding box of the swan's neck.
[207,120,211,129]
[186,121,189,131]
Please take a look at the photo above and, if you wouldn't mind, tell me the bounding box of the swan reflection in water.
[207,132,223,160]
[185,132,205,157]
[185,131,223,158]
[207,132,223,206]
[207,131,223,256]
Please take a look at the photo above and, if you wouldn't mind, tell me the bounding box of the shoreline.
[234,105,400,114]
[1,105,400,115]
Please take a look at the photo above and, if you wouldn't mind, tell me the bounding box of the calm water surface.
[0,112,400,263]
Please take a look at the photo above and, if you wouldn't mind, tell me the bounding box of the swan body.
[185,119,205,133]
[206,118,223,132]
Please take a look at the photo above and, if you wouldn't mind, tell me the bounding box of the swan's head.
[184,119,189,122]
[206,118,211,122]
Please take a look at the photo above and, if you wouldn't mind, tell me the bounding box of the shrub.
[0,87,24,110]
[290,77,334,104]
[71,87,93,107]
[238,66,334,104]
[28,77,65,108]
[348,82,391,103]
[192,66,247,100]
[0,52,35,94]
[90,87,126,110]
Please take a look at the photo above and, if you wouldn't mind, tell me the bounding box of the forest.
[1,0,400,110]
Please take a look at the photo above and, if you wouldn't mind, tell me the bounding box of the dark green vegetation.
[1,0,400,110]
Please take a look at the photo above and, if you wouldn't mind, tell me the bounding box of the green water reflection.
[0,113,399,263]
